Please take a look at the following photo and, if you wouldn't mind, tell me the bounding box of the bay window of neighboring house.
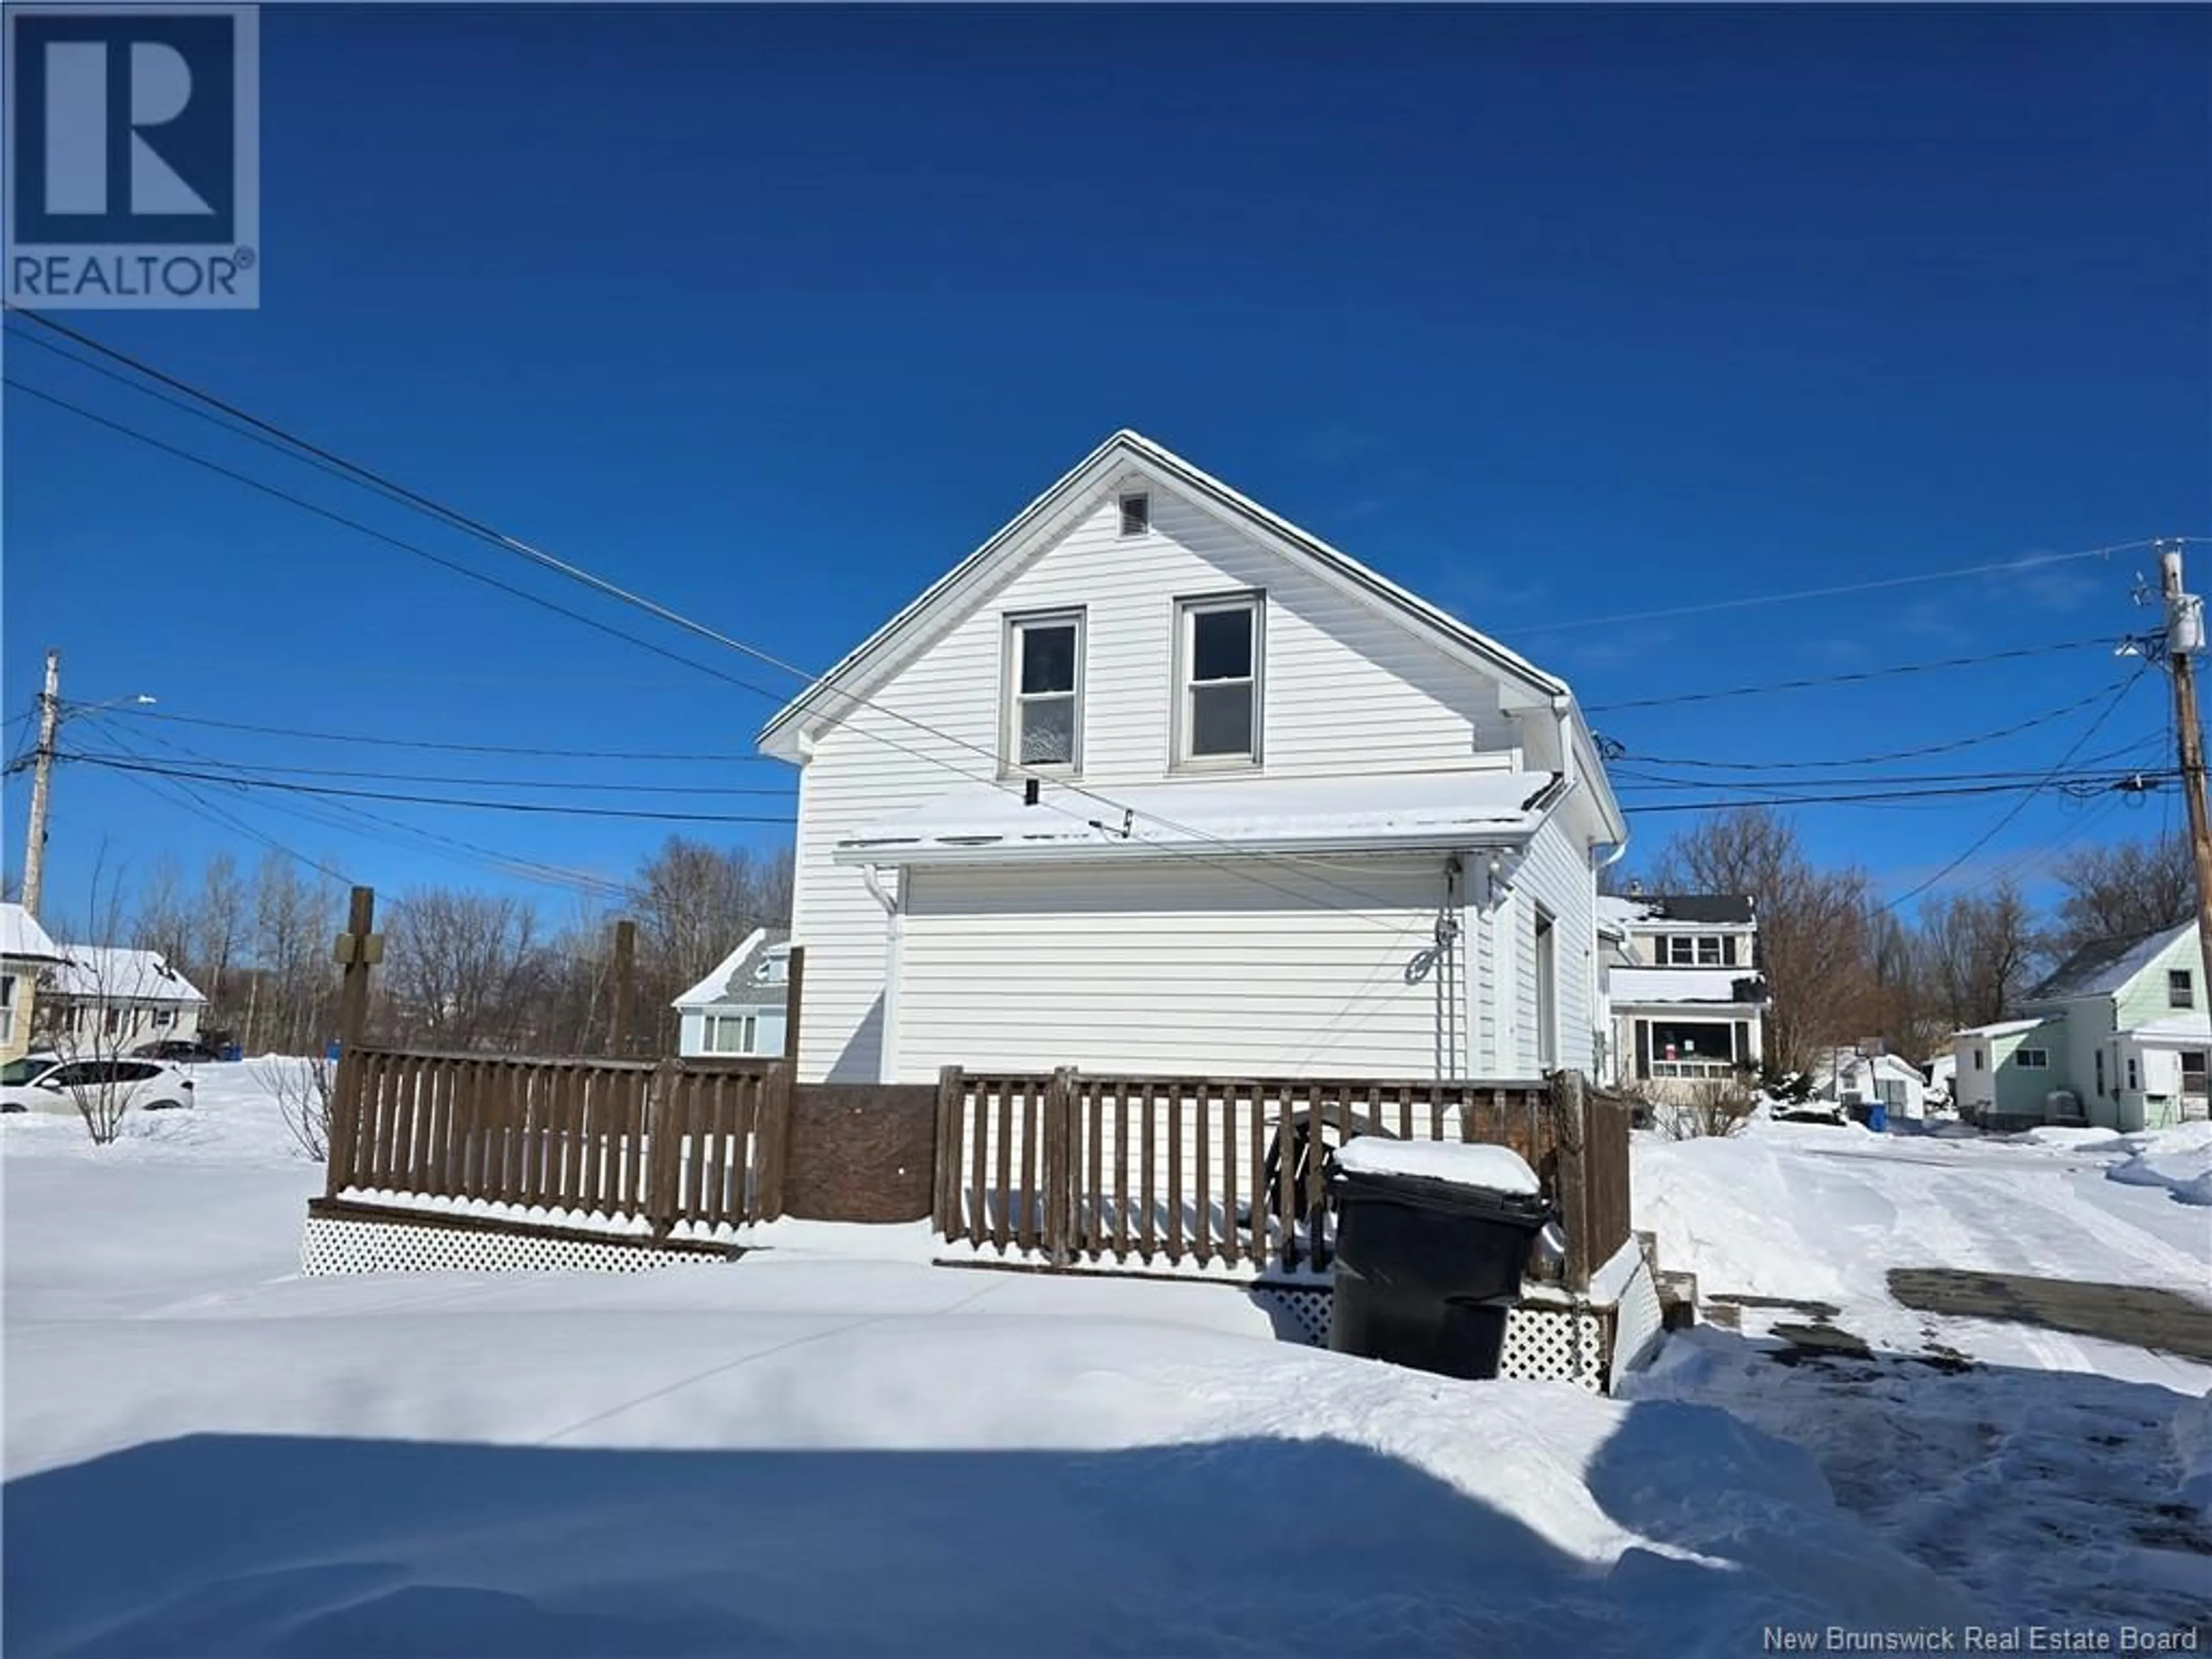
[1005,612,1083,772]
[1176,594,1263,767]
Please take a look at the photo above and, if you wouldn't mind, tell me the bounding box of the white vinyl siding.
[1498,815,1597,1075]
[895,858,1459,1082]
[788,476,1536,1084]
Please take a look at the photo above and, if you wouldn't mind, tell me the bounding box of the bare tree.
[192,851,251,1039]
[1916,881,2039,1035]
[382,888,547,1049]
[2048,835,2194,957]
[631,838,793,1053]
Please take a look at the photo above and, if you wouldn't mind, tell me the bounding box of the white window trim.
[1172,591,1264,771]
[2171,969,2195,1010]
[1001,609,1085,777]
[703,1013,759,1056]
[2015,1047,2050,1070]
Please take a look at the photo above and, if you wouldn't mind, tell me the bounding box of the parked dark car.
[129,1038,226,1064]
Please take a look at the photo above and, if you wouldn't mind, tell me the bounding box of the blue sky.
[6,4,2209,930]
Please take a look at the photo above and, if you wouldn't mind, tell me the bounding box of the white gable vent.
[1118,491,1150,536]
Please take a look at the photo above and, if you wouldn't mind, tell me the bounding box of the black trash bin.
[1327,1146,1552,1381]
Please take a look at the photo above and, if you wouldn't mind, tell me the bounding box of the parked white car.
[0,1056,196,1114]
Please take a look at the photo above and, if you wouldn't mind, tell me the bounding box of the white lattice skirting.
[1249,1284,1614,1392]
[301,1214,729,1277]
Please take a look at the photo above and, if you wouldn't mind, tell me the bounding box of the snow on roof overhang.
[831,771,1566,869]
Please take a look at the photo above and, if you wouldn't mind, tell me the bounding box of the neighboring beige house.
[43,946,207,1055]
[673,928,792,1059]
[757,430,1627,1086]
[1,904,67,1065]
[1594,892,1767,1096]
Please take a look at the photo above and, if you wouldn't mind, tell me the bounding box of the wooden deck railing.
[327,1047,789,1236]
[932,1069,1628,1288]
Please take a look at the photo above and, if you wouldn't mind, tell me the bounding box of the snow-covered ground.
[1630,1116,2212,1635]
[3,1065,2206,1654]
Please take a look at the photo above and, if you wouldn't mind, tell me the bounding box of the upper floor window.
[1006,612,1083,770]
[2171,968,2194,1010]
[1177,593,1263,766]
[1119,492,1150,536]
[1663,935,1728,967]
[2015,1047,2050,1070]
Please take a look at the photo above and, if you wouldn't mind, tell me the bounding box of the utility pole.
[20,649,60,921]
[2157,540,2212,1018]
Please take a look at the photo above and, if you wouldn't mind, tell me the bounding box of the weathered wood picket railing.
[325,1047,789,1236]
[932,1067,1632,1290]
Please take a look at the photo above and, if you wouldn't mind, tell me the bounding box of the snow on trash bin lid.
[1332,1137,1541,1196]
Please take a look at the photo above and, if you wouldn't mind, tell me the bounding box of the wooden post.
[756,1060,793,1221]
[324,885,377,1198]
[1554,1070,1594,1293]
[608,918,637,1058]
[336,885,376,1052]
[1044,1067,1074,1267]
[933,1064,963,1237]
[782,945,805,1066]
[646,1059,681,1236]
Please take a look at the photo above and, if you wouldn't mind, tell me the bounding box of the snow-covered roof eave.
[757,430,1574,762]
[831,823,1544,870]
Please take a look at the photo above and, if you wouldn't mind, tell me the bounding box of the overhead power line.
[1878,671,2149,912]
[59,749,796,796]
[1514,538,2174,637]
[1607,685,2134,771]
[1585,637,2116,713]
[83,714,639,904]
[82,705,778,763]
[63,752,800,825]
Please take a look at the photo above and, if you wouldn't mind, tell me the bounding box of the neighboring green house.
[1956,921,2211,1132]
[1952,1017,2068,1128]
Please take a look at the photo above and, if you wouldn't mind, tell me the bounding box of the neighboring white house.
[1,903,67,1065]
[757,430,1628,1086]
[672,927,792,1059]
[1806,1046,1929,1121]
[1594,892,1767,1096]
[42,946,206,1054]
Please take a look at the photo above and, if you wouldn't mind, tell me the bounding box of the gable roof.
[0,903,65,964]
[753,431,1625,847]
[48,946,205,1005]
[672,927,792,1011]
[2025,920,2197,1004]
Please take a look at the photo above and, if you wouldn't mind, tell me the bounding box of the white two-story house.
[1594,891,1767,1094]
[757,431,1628,1087]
